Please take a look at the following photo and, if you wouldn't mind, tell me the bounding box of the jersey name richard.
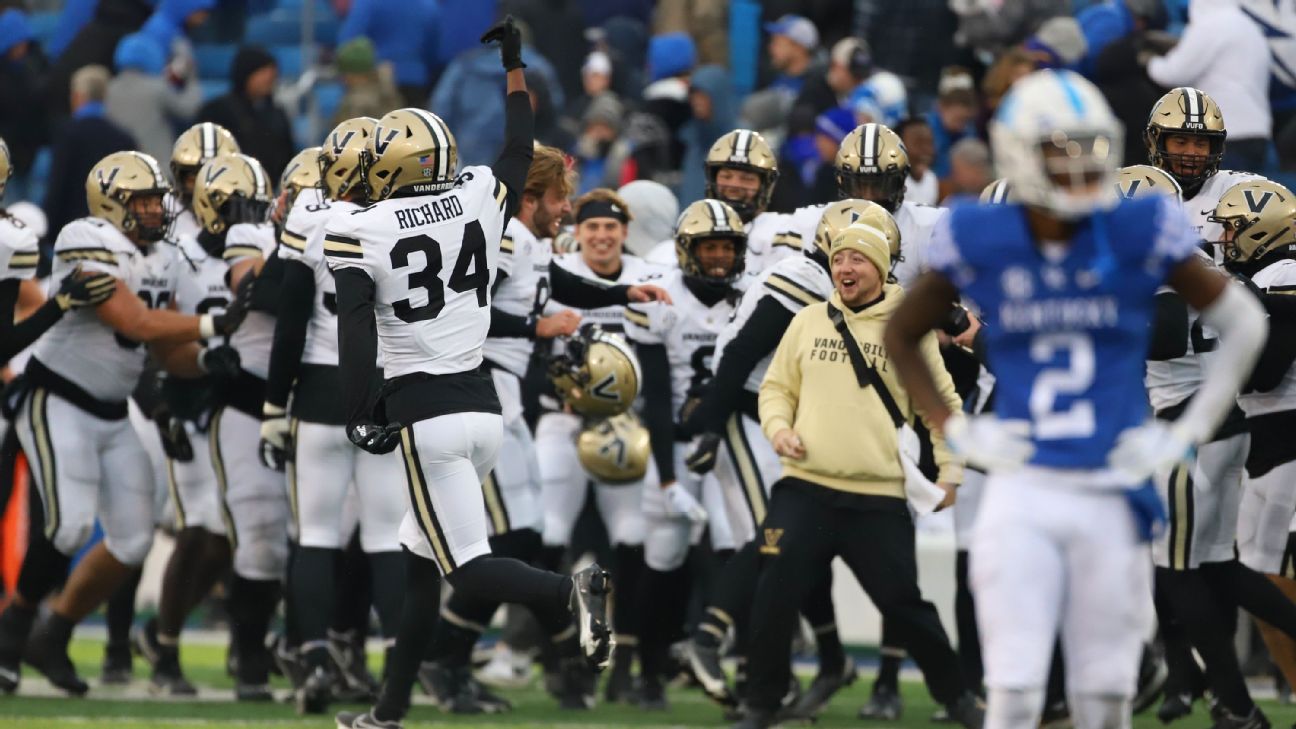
[394,194,465,230]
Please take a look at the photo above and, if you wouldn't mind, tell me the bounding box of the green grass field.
[1,639,1292,728]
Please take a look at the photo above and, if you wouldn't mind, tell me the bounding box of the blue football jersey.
[927,196,1199,469]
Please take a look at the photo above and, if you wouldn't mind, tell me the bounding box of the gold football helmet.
[836,123,909,212]
[365,108,459,201]
[171,122,240,205]
[675,199,747,285]
[811,199,900,265]
[1208,179,1296,266]
[1115,164,1182,201]
[281,146,323,201]
[1145,87,1226,195]
[577,412,651,484]
[979,178,1018,204]
[192,153,272,235]
[704,129,779,223]
[0,137,12,201]
[549,325,642,418]
[320,117,375,201]
[86,151,173,242]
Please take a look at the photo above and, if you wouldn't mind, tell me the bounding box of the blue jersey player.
[885,70,1268,729]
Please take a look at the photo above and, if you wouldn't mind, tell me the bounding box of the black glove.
[54,267,117,311]
[212,274,254,336]
[152,405,194,462]
[199,345,242,378]
[940,305,972,337]
[685,432,722,474]
[348,420,403,455]
[480,15,526,71]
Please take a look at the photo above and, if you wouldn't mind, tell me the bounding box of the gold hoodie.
[759,286,964,497]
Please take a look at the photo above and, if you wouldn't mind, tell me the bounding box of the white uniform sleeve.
[623,301,667,344]
[761,258,829,313]
[277,199,311,264]
[0,218,40,281]
[323,212,375,279]
[222,223,273,265]
[52,219,124,278]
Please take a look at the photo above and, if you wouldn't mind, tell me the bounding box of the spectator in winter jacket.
[197,45,295,181]
[338,0,439,106]
[952,0,1069,57]
[137,0,214,58]
[765,15,818,99]
[43,0,152,119]
[898,117,938,206]
[617,179,677,257]
[620,32,695,189]
[925,68,978,178]
[106,32,202,166]
[501,0,587,102]
[679,65,737,205]
[794,37,872,120]
[1074,0,1167,78]
[331,36,403,126]
[0,8,49,188]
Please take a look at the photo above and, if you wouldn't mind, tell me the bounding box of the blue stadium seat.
[271,45,304,79]
[195,44,239,80]
[244,12,301,46]
[29,12,59,49]
[314,81,344,121]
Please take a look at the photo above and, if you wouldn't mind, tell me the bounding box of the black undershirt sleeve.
[491,91,535,220]
[263,260,316,409]
[487,270,536,338]
[1259,291,1296,322]
[549,260,630,308]
[334,267,382,427]
[697,297,795,434]
[1147,291,1190,361]
[1246,314,1296,393]
[636,342,676,483]
[0,279,63,365]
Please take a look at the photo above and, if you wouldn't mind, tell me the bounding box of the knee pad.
[644,519,691,571]
[985,687,1046,729]
[48,519,95,560]
[104,524,155,567]
[1069,693,1130,729]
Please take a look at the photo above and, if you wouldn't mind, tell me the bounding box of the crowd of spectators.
[1,0,1294,248]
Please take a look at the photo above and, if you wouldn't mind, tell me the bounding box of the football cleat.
[685,639,734,706]
[603,644,639,704]
[1216,707,1271,729]
[476,643,533,688]
[100,642,133,685]
[24,617,88,696]
[235,682,275,702]
[638,672,668,712]
[1157,693,1193,724]
[148,645,197,697]
[0,606,34,695]
[569,564,614,671]
[1132,646,1168,715]
[858,682,903,721]
[296,666,334,715]
[789,655,858,718]
[946,692,987,729]
[418,662,483,714]
[329,630,379,702]
[336,710,402,729]
[558,656,597,710]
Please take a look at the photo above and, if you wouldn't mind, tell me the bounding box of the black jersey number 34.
[390,220,490,322]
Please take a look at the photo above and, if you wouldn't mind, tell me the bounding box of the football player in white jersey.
[167,122,241,241]
[189,151,291,700]
[782,123,947,290]
[624,199,748,709]
[682,200,899,715]
[327,21,616,729]
[702,129,794,276]
[263,121,408,715]
[0,151,246,696]
[1145,87,1261,245]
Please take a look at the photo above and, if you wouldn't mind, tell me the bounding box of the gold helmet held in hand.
[1115,164,1182,201]
[86,151,173,242]
[1209,179,1296,267]
[704,129,779,223]
[675,199,747,285]
[320,117,376,201]
[577,412,651,484]
[549,325,642,418]
[171,122,240,205]
[366,108,459,201]
[836,123,909,211]
[812,199,900,265]
[192,153,272,235]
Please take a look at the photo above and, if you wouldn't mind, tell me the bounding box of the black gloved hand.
[153,405,194,462]
[54,267,117,311]
[212,274,254,336]
[480,15,526,71]
[348,420,403,455]
[685,432,722,474]
[199,345,242,378]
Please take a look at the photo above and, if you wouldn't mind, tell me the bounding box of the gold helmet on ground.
[836,123,909,212]
[0,137,12,201]
[1208,179,1296,267]
[1115,164,1182,201]
[171,122,240,205]
[979,178,1018,204]
[192,153,272,235]
[812,199,900,264]
[549,325,642,418]
[1145,87,1226,195]
[365,108,458,201]
[577,412,651,484]
[704,129,779,223]
[320,117,376,201]
[675,199,747,285]
[86,151,173,242]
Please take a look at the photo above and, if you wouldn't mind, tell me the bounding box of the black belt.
[379,366,500,425]
[25,357,128,420]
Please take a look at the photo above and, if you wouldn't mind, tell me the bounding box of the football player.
[702,130,792,276]
[0,151,246,696]
[191,151,290,700]
[683,199,898,715]
[887,70,1267,729]
[168,122,241,241]
[624,199,749,709]
[263,120,408,715]
[328,19,616,729]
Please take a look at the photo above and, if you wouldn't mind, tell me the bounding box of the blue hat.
[0,9,33,56]
[115,32,167,75]
[815,107,855,143]
[648,32,696,82]
[764,14,818,50]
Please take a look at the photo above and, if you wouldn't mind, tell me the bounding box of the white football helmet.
[990,69,1123,220]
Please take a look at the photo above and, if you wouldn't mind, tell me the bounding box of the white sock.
[1070,692,1131,729]
[985,687,1045,729]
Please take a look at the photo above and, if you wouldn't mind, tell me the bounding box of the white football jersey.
[0,212,39,281]
[1185,170,1262,246]
[34,218,179,401]
[714,252,832,395]
[1239,257,1296,417]
[165,194,203,242]
[325,165,509,379]
[624,269,736,416]
[483,217,552,376]
[1145,249,1218,412]
[782,200,945,290]
[742,211,797,276]
[549,252,665,334]
[166,236,229,318]
[279,189,361,366]
[224,222,278,378]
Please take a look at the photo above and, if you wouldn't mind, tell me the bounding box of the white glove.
[1108,420,1193,484]
[663,482,708,523]
[944,412,1035,471]
[898,423,947,515]
[259,403,292,470]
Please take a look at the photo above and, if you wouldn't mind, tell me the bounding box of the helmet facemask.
[705,164,775,223]
[1147,129,1224,198]
[835,169,906,212]
[124,189,174,243]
